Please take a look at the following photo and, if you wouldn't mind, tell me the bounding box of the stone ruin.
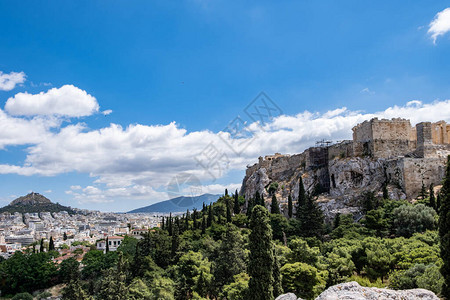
[241,118,450,217]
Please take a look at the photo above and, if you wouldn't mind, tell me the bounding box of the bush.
[11,292,33,300]
[392,204,436,237]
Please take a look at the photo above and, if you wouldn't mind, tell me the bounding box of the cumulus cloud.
[5,85,99,117]
[428,7,450,44]
[1,98,450,204]
[0,71,26,91]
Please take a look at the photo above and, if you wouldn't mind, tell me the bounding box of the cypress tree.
[171,223,179,260]
[295,177,307,219]
[202,202,207,214]
[382,183,389,200]
[248,205,274,300]
[234,190,240,214]
[168,213,173,236]
[175,217,180,230]
[272,248,282,298]
[226,198,232,223]
[193,209,198,229]
[247,197,255,217]
[270,194,280,214]
[49,236,55,251]
[106,237,109,253]
[161,217,165,230]
[225,188,228,196]
[207,204,213,227]
[201,215,206,234]
[63,232,68,241]
[437,193,441,213]
[333,213,341,229]
[429,183,436,209]
[420,181,428,200]
[260,194,265,207]
[300,195,324,238]
[40,238,44,253]
[255,191,261,207]
[185,210,190,230]
[288,194,293,218]
[439,156,450,299]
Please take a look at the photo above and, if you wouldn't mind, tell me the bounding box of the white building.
[96,236,124,252]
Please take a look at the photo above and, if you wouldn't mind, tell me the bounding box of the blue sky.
[1,1,450,212]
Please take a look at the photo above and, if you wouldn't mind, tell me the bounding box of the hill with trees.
[0,192,75,214]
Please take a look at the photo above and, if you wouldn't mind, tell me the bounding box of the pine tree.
[63,232,68,241]
[429,183,436,209]
[62,280,92,300]
[272,248,282,298]
[288,194,293,218]
[296,177,307,219]
[234,190,240,214]
[49,236,55,251]
[248,205,274,300]
[207,204,213,227]
[270,194,280,214]
[439,155,450,299]
[201,215,206,234]
[106,237,109,253]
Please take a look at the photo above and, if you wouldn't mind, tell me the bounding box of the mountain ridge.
[128,193,220,213]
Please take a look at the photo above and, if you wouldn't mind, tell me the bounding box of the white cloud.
[360,87,375,95]
[1,98,450,204]
[102,109,113,116]
[428,7,450,44]
[0,71,26,91]
[5,85,99,117]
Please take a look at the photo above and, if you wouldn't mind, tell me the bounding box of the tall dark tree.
[40,238,45,253]
[272,248,282,298]
[234,190,240,214]
[171,224,180,260]
[300,195,324,238]
[193,209,198,229]
[255,191,261,207]
[161,217,165,230]
[201,215,206,234]
[248,205,274,300]
[333,213,341,229]
[63,232,68,241]
[49,236,55,251]
[270,194,280,214]
[420,181,428,200]
[202,202,207,215]
[105,237,109,253]
[226,197,232,223]
[437,193,442,213]
[429,183,436,209]
[168,213,173,236]
[207,204,213,227]
[382,183,389,200]
[296,177,307,218]
[288,194,293,218]
[260,194,265,207]
[439,155,450,299]
[247,197,255,217]
[185,210,190,230]
[225,188,228,196]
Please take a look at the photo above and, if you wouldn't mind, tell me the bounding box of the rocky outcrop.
[276,281,439,300]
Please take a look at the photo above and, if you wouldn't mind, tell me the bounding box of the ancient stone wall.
[328,141,354,160]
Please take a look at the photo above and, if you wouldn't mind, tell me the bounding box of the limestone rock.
[275,292,301,300]
[315,281,439,300]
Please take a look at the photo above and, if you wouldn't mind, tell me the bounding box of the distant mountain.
[0,192,76,214]
[128,194,220,213]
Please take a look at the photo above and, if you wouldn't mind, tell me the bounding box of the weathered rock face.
[275,281,439,300]
[315,281,439,300]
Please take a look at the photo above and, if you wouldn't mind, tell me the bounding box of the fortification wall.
[328,141,354,159]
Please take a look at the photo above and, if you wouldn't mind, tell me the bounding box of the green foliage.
[81,250,118,279]
[288,194,293,218]
[392,204,436,237]
[287,238,320,266]
[270,194,281,214]
[0,251,58,295]
[62,280,92,300]
[127,278,152,300]
[439,155,450,298]
[175,251,211,299]
[11,292,33,300]
[362,208,389,237]
[365,245,392,281]
[222,273,249,300]
[248,205,274,300]
[59,257,81,283]
[297,195,324,238]
[270,213,289,242]
[280,262,320,300]
[326,248,355,286]
[268,182,279,195]
[389,263,443,295]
